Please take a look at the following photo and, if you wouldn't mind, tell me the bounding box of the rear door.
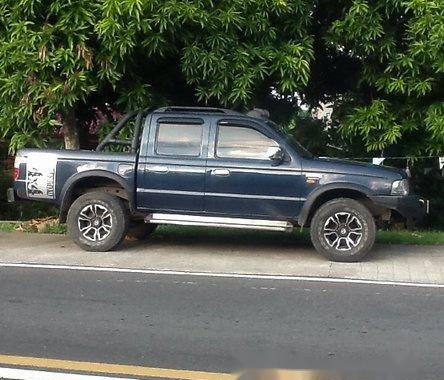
[137,114,209,213]
[204,118,305,219]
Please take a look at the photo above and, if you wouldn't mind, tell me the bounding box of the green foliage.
[0,0,442,157]
[329,0,444,155]
[0,0,99,152]
[96,0,314,104]
[280,110,343,157]
[97,119,135,153]
[0,0,315,153]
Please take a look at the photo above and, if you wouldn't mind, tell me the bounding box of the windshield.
[266,121,314,159]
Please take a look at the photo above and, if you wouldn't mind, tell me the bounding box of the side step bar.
[145,213,294,232]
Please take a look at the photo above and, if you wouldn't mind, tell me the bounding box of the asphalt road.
[0,266,443,379]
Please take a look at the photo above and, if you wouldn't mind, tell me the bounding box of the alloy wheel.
[77,204,113,242]
[323,212,363,251]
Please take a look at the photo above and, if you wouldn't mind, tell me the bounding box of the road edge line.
[0,262,443,288]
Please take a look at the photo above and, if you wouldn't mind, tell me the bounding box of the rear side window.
[155,123,203,156]
[216,125,279,160]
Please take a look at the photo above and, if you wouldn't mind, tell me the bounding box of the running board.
[145,213,294,232]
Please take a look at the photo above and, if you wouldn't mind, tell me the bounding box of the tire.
[310,198,376,262]
[127,221,157,240]
[67,192,129,252]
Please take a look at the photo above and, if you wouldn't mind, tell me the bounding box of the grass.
[0,220,443,245]
[0,219,67,234]
[376,229,444,245]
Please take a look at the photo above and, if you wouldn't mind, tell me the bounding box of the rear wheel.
[67,192,129,251]
[310,198,375,262]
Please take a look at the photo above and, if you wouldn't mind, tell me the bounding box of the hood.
[304,157,406,180]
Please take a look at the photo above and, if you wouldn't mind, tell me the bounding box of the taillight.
[12,167,20,181]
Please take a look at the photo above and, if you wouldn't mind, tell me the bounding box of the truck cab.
[8,106,427,261]
[137,107,306,219]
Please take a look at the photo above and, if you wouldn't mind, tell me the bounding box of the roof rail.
[155,106,240,115]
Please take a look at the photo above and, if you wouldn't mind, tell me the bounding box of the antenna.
[246,108,270,119]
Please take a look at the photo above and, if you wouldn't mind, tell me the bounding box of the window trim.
[154,120,205,158]
[215,122,280,161]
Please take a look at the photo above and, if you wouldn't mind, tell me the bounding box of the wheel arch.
[59,170,134,223]
[298,184,375,227]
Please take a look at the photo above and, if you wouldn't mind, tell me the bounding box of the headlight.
[391,179,410,196]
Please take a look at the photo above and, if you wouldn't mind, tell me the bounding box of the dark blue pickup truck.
[8,106,427,261]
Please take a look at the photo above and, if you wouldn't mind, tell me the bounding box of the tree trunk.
[62,109,79,150]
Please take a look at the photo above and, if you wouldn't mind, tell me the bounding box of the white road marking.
[0,262,443,288]
[0,355,233,380]
[0,367,135,380]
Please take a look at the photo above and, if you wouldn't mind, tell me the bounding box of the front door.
[204,119,304,219]
[137,115,209,213]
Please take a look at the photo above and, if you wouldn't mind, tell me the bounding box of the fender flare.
[58,170,134,222]
[297,183,373,227]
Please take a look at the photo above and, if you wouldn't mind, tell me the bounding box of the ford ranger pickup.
[7,106,427,261]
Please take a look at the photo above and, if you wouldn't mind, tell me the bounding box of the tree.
[0,0,314,152]
[326,0,444,156]
[0,1,96,150]
[1,0,442,157]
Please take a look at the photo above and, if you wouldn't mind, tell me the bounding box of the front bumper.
[370,194,429,224]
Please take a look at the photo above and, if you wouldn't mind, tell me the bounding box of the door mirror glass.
[269,147,285,166]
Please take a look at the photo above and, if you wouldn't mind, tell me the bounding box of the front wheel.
[310,198,376,262]
[67,192,129,252]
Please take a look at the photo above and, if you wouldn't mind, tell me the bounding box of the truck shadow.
[121,225,417,262]
[124,225,312,250]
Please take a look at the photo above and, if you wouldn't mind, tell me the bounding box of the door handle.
[211,168,230,176]
[148,165,169,173]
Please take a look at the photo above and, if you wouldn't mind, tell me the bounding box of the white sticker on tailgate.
[26,153,57,199]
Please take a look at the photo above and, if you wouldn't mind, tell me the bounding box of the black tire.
[67,192,129,252]
[127,221,157,240]
[310,198,376,262]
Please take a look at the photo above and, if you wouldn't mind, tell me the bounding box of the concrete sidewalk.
[0,230,443,284]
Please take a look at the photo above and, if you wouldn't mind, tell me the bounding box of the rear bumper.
[370,194,428,224]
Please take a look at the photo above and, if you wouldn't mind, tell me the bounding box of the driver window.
[216,125,279,160]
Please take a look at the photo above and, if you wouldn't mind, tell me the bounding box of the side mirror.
[269,147,285,166]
